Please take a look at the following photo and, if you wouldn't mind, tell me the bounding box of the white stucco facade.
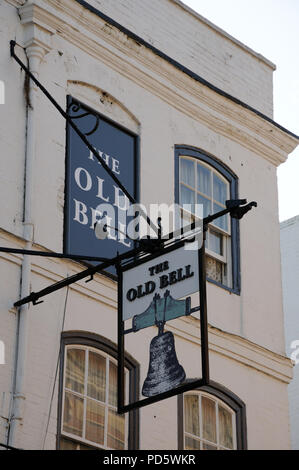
[0,0,298,450]
[281,216,299,450]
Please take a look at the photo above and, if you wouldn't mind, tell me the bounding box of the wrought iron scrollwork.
[67,100,100,136]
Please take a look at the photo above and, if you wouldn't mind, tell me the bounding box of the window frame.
[177,380,247,450]
[183,390,237,450]
[175,145,240,294]
[57,331,139,450]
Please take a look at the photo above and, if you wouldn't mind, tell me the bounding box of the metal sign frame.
[117,238,210,414]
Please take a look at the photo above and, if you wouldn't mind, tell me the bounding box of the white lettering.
[118,222,131,248]
[127,203,149,240]
[112,158,120,175]
[102,152,110,167]
[106,215,117,241]
[88,147,120,175]
[90,206,103,229]
[113,186,130,211]
[74,167,92,191]
[96,177,110,202]
[73,199,88,225]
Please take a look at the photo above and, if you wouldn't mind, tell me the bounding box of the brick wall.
[87,0,274,117]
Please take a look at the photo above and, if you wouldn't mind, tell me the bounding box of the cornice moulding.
[19,2,55,53]
[19,0,299,166]
[5,0,26,7]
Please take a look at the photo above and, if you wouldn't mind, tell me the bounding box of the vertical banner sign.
[118,241,209,413]
[65,96,137,272]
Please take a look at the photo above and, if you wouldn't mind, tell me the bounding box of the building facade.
[0,0,298,450]
[280,216,299,450]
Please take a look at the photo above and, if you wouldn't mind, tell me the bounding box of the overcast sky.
[182,0,299,222]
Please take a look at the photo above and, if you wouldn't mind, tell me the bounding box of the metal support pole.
[198,228,210,384]
[13,243,152,307]
[0,246,108,263]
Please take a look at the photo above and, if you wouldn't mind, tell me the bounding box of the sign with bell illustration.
[142,330,186,397]
[117,238,207,413]
[132,290,190,397]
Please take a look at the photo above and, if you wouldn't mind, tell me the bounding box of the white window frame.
[183,390,237,450]
[61,344,129,450]
[179,156,232,287]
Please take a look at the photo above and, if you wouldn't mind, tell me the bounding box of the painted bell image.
[132,290,191,397]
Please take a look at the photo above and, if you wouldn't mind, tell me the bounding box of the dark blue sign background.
[64,97,137,274]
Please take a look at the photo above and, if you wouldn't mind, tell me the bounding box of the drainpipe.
[8,43,45,448]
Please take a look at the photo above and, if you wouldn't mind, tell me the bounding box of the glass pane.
[108,409,125,450]
[209,230,223,256]
[219,406,234,449]
[202,396,216,443]
[184,395,199,437]
[202,442,217,450]
[181,185,195,213]
[185,435,201,450]
[109,362,117,407]
[63,391,84,437]
[197,163,211,196]
[65,348,85,394]
[86,399,105,446]
[213,173,227,205]
[197,194,211,218]
[206,256,223,283]
[87,352,106,402]
[180,158,195,188]
[213,203,228,231]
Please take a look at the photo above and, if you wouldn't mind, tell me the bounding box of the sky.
[182,0,299,222]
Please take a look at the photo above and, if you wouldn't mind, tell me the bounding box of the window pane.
[197,163,211,196]
[185,436,201,450]
[219,406,234,449]
[108,409,125,450]
[213,203,228,231]
[86,399,105,446]
[65,348,85,394]
[213,173,227,205]
[181,185,195,213]
[63,391,84,437]
[184,395,199,437]
[209,230,223,256]
[180,158,195,188]
[109,362,117,407]
[206,256,223,283]
[87,352,106,402]
[202,397,216,443]
[197,194,211,218]
[202,442,217,450]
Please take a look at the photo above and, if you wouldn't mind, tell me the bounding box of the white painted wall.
[280,216,299,450]
[0,0,296,450]
[88,0,275,117]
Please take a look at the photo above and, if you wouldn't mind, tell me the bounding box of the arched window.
[178,382,247,450]
[57,332,139,450]
[175,146,240,293]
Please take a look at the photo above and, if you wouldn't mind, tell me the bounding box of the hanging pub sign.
[64,96,138,273]
[117,239,210,413]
